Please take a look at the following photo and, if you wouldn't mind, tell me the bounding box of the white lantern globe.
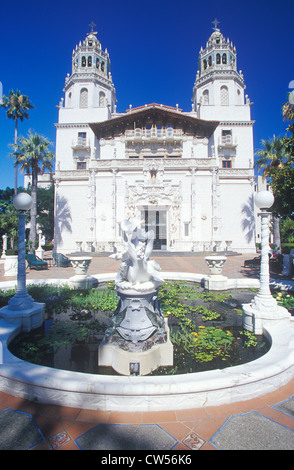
[255,190,274,210]
[13,193,32,211]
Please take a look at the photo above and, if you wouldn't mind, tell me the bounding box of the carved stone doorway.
[142,209,167,250]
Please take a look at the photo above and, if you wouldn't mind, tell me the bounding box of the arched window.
[220,86,229,105]
[96,58,100,69]
[67,92,72,108]
[216,53,221,64]
[81,56,86,67]
[208,56,212,66]
[222,53,227,64]
[99,91,106,107]
[203,59,207,70]
[80,88,88,108]
[203,90,209,105]
[101,61,105,72]
[237,89,242,105]
[87,56,92,67]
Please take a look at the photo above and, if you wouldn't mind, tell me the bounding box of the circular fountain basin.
[0,272,294,412]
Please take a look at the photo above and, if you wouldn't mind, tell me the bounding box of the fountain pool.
[1,271,294,412]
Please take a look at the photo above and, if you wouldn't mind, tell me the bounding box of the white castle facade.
[53,23,256,254]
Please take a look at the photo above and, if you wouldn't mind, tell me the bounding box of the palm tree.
[1,90,34,194]
[12,131,54,247]
[255,135,289,253]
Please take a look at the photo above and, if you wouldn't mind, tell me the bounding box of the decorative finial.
[88,21,97,35]
[212,18,220,31]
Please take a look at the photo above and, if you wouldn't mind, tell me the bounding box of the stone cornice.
[194,69,245,89]
[54,161,253,181]
[220,121,255,126]
[55,122,90,129]
[64,72,114,92]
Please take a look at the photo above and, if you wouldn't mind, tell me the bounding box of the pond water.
[8,283,270,376]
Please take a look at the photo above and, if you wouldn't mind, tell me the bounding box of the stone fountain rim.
[0,272,294,411]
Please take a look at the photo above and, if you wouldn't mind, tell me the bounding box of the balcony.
[125,128,183,142]
[218,134,237,149]
[71,137,91,151]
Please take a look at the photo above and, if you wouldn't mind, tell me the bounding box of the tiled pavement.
[1,252,294,451]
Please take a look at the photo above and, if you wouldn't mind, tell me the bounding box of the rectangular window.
[78,132,87,146]
[222,160,232,168]
[77,161,86,170]
[184,223,190,237]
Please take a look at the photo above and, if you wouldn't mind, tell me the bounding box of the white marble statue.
[110,218,163,292]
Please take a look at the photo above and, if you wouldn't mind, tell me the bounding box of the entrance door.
[142,209,167,250]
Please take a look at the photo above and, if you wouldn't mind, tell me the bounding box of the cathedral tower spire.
[192,23,248,115]
[58,25,116,123]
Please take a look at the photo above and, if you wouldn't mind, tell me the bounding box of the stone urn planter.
[69,257,93,289]
[204,255,228,291]
[205,255,227,275]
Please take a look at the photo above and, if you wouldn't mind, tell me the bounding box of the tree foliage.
[0,188,18,249]
[0,90,34,193]
[36,185,54,242]
[11,131,54,246]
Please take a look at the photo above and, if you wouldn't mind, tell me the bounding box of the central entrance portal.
[142,209,167,250]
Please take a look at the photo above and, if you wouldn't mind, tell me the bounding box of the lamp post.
[251,190,277,312]
[242,190,290,334]
[8,193,34,310]
[0,193,45,332]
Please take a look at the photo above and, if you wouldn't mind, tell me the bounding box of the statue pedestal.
[204,274,229,291]
[204,255,228,291]
[98,287,173,375]
[98,319,173,376]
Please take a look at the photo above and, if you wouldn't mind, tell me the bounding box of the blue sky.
[0,0,293,189]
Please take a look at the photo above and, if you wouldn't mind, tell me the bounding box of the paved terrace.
[0,252,294,451]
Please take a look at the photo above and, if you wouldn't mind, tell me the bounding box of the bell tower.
[58,22,116,124]
[192,20,254,170]
[192,20,250,120]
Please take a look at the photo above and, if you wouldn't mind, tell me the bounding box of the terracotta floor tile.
[66,421,96,440]
[16,400,52,417]
[56,406,81,420]
[159,422,191,441]
[76,409,111,424]
[193,417,226,441]
[34,415,66,438]
[38,404,76,419]
[58,439,80,450]
[172,442,191,451]
[108,411,142,424]
[261,407,294,431]
[182,420,202,430]
[142,410,177,423]
[176,407,209,422]
[205,403,241,418]
[261,388,294,406]
[0,393,26,409]
[31,440,52,450]
[234,397,268,412]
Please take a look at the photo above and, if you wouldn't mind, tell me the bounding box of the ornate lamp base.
[0,301,45,332]
[242,301,291,335]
